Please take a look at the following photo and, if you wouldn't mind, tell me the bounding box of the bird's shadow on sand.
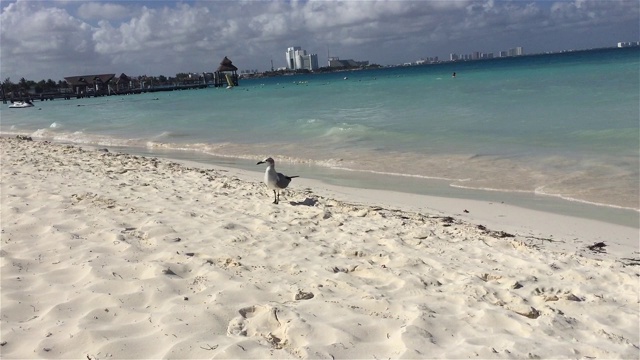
[290,197,318,206]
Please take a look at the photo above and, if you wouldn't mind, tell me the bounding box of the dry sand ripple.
[1,137,638,359]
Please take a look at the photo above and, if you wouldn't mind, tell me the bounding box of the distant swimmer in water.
[452,72,456,78]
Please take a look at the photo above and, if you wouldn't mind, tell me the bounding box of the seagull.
[256,157,299,204]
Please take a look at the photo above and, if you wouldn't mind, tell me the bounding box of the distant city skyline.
[1,0,638,81]
[447,46,524,62]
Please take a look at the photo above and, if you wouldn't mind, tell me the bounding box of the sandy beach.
[1,136,638,359]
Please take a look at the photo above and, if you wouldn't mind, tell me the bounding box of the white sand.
[1,136,638,359]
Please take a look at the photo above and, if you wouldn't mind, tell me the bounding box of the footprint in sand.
[533,287,583,302]
[227,305,279,337]
[227,304,301,350]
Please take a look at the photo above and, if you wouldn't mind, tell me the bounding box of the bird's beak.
[256,161,264,165]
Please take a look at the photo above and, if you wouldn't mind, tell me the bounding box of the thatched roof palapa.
[64,74,115,86]
[117,73,130,83]
[216,57,238,72]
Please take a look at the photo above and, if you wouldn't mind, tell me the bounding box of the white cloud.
[550,0,638,25]
[77,2,130,21]
[0,0,99,80]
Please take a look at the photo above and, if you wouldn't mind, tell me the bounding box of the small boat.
[9,101,34,108]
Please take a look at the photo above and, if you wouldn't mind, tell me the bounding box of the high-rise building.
[285,46,301,69]
[508,47,524,56]
[285,46,319,71]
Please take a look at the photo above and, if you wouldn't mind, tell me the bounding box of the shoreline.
[110,143,640,229]
[2,131,637,227]
[2,136,638,358]
[2,132,638,229]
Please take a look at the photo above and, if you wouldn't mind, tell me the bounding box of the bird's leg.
[273,190,278,204]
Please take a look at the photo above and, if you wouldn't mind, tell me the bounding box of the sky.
[1,0,638,82]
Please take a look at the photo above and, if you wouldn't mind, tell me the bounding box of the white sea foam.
[534,186,640,212]
[450,183,532,194]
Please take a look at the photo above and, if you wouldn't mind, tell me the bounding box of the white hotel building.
[286,46,319,71]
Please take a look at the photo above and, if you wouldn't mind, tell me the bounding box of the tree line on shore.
[2,78,64,95]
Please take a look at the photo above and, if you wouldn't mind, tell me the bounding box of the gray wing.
[275,172,297,189]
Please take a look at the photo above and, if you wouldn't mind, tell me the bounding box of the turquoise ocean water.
[2,47,638,225]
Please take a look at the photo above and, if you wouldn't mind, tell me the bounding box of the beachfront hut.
[64,74,115,96]
[214,57,239,88]
[115,73,131,93]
